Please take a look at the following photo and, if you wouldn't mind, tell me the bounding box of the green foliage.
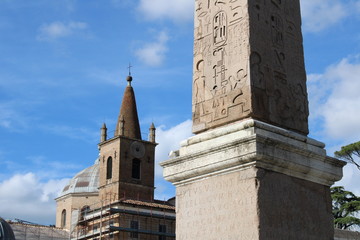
[335,141,360,171]
[331,186,360,230]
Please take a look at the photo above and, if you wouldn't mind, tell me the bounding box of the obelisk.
[161,0,346,239]
[192,0,308,135]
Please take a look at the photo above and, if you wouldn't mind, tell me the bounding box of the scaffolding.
[71,192,175,240]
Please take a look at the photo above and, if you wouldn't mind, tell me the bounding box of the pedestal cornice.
[161,119,345,186]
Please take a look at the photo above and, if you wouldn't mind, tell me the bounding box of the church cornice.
[98,135,157,147]
[55,192,99,201]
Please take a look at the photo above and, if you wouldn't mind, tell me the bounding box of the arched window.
[132,159,141,179]
[106,157,112,179]
[80,205,90,219]
[61,209,66,228]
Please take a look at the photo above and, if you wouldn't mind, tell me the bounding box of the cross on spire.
[128,63,133,76]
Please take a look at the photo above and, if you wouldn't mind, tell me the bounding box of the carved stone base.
[161,119,345,240]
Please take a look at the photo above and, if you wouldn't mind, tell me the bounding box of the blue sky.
[0,0,360,225]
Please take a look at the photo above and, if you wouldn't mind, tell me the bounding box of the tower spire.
[115,75,141,140]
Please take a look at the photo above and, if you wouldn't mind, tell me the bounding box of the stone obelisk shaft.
[192,0,308,135]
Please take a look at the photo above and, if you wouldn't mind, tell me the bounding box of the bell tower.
[98,75,157,202]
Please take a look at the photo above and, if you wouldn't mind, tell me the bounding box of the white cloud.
[37,21,88,41]
[335,164,360,196]
[308,56,360,197]
[153,119,193,200]
[308,57,360,141]
[0,173,69,224]
[135,31,169,66]
[138,0,194,23]
[301,0,349,32]
[0,120,192,220]
[154,119,193,177]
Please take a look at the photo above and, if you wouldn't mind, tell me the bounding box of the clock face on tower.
[130,141,145,158]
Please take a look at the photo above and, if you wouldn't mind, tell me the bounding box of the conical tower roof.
[115,75,141,140]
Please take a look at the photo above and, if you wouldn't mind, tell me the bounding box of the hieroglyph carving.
[193,0,251,133]
[249,0,308,133]
[193,0,309,134]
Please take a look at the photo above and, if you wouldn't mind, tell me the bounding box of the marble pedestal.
[161,119,345,240]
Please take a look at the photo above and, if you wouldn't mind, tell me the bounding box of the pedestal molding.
[161,120,345,186]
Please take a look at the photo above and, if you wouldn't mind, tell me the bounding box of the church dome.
[0,217,15,240]
[59,159,99,197]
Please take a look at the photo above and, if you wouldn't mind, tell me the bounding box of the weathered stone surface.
[173,168,334,240]
[161,120,345,239]
[335,229,360,240]
[162,119,345,187]
[176,168,259,240]
[258,170,333,239]
[192,0,308,135]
